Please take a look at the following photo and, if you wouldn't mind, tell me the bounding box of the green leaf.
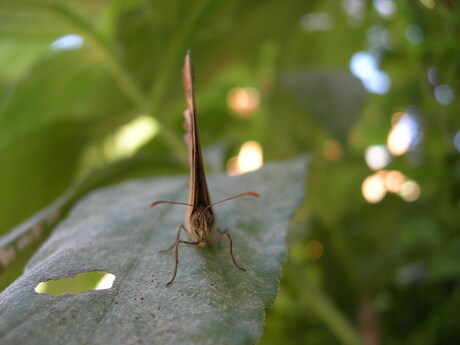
[0,50,113,147]
[280,70,367,144]
[0,121,89,235]
[0,156,307,345]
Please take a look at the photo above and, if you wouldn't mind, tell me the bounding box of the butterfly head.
[189,208,216,243]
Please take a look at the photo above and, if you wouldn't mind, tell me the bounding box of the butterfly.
[150,51,259,285]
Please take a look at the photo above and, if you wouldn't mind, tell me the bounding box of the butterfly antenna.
[150,200,195,208]
[198,192,259,219]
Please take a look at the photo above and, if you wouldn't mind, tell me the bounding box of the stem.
[323,219,363,294]
[287,265,365,345]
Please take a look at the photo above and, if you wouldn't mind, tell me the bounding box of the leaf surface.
[0,156,307,345]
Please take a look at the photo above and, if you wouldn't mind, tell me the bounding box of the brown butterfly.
[150,51,259,286]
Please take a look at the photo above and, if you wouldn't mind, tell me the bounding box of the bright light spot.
[341,0,365,21]
[373,0,396,17]
[399,180,421,202]
[427,66,438,85]
[50,34,84,51]
[95,273,116,290]
[34,271,115,296]
[227,87,260,117]
[366,71,390,94]
[104,115,159,160]
[418,0,435,9]
[365,145,391,170]
[388,113,419,156]
[388,123,411,156]
[454,131,460,153]
[227,141,263,176]
[384,170,406,193]
[34,281,47,293]
[306,240,324,260]
[237,141,263,172]
[350,52,377,79]
[405,24,424,45]
[323,139,343,161]
[362,173,387,203]
[300,12,334,32]
[350,52,391,94]
[434,84,454,105]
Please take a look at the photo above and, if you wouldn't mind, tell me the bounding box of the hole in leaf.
[34,271,116,296]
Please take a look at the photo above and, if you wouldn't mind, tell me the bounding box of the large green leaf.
[0,156,307,345]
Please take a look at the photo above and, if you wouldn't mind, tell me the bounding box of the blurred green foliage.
[0,0,459,344]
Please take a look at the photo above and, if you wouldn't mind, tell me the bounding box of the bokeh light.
[399,180,421,202]
[104,115,159,160]
[384,170,405,193]
[306,240,324,260]
[454,131,460,153]
[362,173,387,203]
[50,34,84,51]
[387,112,419,156]
[388,123,411,156]
[427,66,438,85]
[341,0,365,22]
[362,170,421,203]
[300,12,334,32]
[405,24,424,45]
[227,87,260,117]
[365,145,391,170]
[373,0,396,18]
[227,141,264,176]
[434,84,454,105]
[350,52,391,94]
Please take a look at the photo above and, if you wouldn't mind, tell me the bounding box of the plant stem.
[287,265,365,345]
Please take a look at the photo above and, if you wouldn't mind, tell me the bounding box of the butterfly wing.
[182,52,214,224]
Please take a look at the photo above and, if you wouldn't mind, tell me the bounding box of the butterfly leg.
[166,238,200,286]
[208,233,246,272]
[160,224,187,253]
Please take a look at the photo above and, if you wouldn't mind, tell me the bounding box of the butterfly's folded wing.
[182,52,214,226]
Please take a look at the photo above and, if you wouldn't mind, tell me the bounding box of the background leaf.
[280,70,367,144]
[0,157,307,345]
